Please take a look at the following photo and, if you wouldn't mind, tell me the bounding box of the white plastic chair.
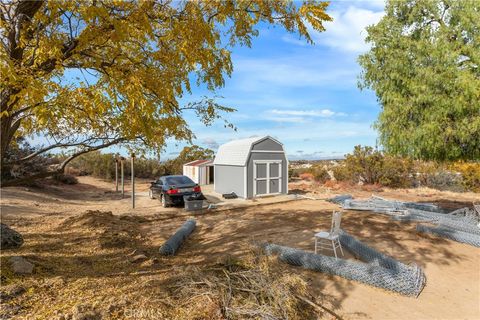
[314,211,344,259]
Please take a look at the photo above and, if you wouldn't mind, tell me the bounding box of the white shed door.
[253,161,282,196]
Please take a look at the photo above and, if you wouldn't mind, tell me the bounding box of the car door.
[151,178,163,196]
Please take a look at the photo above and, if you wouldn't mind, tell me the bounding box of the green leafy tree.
[0,0,332,184]
[358,0,480,161]
[166,145,215,174]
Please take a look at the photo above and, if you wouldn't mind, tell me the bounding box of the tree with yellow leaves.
[0,0,331,184]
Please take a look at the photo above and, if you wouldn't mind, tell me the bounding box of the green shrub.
[332,165,351,181]
[379,156,414,188]
[335,145,414,188]
[65,145,214,180]
[312,167,330,183]
[288,168,298,178]
[343,145,384,184]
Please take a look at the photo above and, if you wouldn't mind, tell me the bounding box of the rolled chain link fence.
[338,230,408,271]
[262,230,425,297]
[416,225,480,247]
[342,195,441,214]
[340,196,480,247]
[159,219,196,256]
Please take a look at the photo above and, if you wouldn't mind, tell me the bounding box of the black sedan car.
[149,175,203,207]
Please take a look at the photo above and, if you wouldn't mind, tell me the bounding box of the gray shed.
[213,136,288,199]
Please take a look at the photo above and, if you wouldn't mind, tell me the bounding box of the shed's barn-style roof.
[213,136,283,166]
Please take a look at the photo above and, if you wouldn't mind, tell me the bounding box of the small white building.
[183,159,214,185]
[213,136,288,198]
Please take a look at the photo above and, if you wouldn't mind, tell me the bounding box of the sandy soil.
[1,176,479,319]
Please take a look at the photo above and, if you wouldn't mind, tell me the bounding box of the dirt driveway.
[1,176,479,319]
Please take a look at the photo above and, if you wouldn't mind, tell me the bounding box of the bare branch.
[59,137,127,170]
[13,137,120,163]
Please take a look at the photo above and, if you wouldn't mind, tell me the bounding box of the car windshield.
[165,176,194,185]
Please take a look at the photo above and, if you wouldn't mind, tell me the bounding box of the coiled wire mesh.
[262,231,425,297]
[416,225,480,247]
[159,219,196,256]
[338,230,407,271]
[341,196,480,247]
[342,196,441,214]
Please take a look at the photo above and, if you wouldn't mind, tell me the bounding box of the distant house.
[183,159,214,185]
[213,136,288,198]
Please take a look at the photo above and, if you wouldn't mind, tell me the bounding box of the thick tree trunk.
[1,0,44,173]
[0,116,19,178]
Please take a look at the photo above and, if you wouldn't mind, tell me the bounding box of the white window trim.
[253,160,282,197]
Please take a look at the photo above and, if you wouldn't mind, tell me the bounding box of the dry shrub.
[450,162,480,192]
[64,166,81,176]
[164,250,318,320]
[52,173,78,185]
[414,161,439,187]
[60,210,147,249]
[361,183,384,192]
[378,156,414,188]
[324,180,354,191]
[425,171,465,192]
[312,167,330,183]
[330,146,414,188]
[323,179,337,189]
[331,165,351,182]
[299,173,314,181]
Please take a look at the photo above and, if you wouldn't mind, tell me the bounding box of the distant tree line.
[2,141,214,185]
[66,145,214,180]
[290,145,480,192]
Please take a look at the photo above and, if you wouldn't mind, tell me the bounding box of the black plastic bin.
[184,195,204,211]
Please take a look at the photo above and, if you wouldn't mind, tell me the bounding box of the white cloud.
[264,116,307,123]
[190,119,376,143]
[310,5,384,53]
[352,0,385,11]
[281,35,308,47]
[263,109,347,123]
[270,109,345,117]
[232,57,358,90]
[201,138,220,149]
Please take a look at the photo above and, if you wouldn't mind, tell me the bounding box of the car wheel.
[149,189,155,199]
[161,194,168,208]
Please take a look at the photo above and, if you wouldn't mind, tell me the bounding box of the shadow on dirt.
[1,200,475,318]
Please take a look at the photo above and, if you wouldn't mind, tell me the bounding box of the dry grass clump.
[162,249,319,320]
[59,210,148,249]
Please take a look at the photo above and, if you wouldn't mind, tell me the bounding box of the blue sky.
[32,0,386,161]
[164,0,386,160]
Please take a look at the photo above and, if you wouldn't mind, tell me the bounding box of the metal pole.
[121,158,124,198]
[131,153,135,209]
[115,159,118,192]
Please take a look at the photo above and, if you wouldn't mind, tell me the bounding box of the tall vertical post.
[115,158,119,192]
[121,157,125,198]
[131,153,135,209]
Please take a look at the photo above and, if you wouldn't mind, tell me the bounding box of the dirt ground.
[1,176,479,319]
